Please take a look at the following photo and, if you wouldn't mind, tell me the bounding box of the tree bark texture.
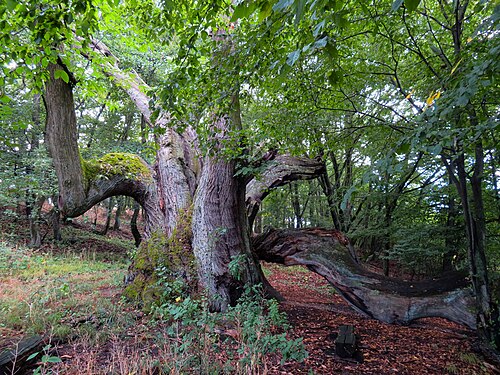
[44,63,87,215]
[253,228,476,329]
[192,111,264,310]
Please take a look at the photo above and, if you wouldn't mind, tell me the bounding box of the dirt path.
[264,263,499,374]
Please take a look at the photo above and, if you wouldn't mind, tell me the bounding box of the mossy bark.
[124,208,198,309]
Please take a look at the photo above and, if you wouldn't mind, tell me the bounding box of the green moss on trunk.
[124,207,197,310]
[81,152,152,186]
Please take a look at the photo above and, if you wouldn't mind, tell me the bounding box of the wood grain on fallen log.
[0,335,44,374]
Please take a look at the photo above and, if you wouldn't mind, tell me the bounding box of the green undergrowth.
[0,219,134,342]
[147,282,307,374]
[0,240,130,339]
[1,221,307,374]
[60,225,137,256]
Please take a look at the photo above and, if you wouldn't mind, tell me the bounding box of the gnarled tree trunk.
[43,57,280,310]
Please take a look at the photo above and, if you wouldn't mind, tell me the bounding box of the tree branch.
[246,155,325,229]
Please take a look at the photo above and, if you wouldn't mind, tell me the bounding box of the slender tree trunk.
[131,201,142,247]
[28,196,44,248]
[26,94,44,248]
[100,198,113,235]
[50,206,62,241]
[444,140,500,348]
[443,178,459,272]
[290,183,302,228]
[319,171,341,230]
[457,142,500,347]
[113,197,123,230]
[253,211,263,234]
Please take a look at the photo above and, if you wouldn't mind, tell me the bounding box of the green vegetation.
[0,238,128,337]
[149,283,307,374]
[0,0,499,366]
[124,207,197,308]
[82,152,152,185]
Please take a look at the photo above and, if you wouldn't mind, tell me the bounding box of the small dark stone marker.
[335,325,357,358]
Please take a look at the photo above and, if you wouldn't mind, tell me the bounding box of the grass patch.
[262,263,310,276]
[0,240,130,338]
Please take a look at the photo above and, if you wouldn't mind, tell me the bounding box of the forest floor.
[1,209,499,374]
[265,263,499,374]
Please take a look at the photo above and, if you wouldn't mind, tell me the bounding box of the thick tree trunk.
[193,149,262,310]
[44,62,87,215]
[191,91,266,310]
[253,228,476,329]
[44,62,161,230]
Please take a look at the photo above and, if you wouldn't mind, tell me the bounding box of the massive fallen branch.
[253,228,476,329]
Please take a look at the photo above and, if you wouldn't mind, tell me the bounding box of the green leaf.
[333,13,348,29]
[341,186,356,211]
[26,352,39,361]
[286,49,301,66]
[41,355,62,363]
[312,36,328,49]
[273,0,294,12]
[0,94,12,104]
[294,0,306,26]
[325,41,338,60]
[231,2,257,21]
[396,143,410,154]
[6,0,17,11]
[54,69,69,83]
[312,20,325,37]
[428,144,442,155]
[258,1,273,21]
[328,70,343,85]
[404,0,421,12]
